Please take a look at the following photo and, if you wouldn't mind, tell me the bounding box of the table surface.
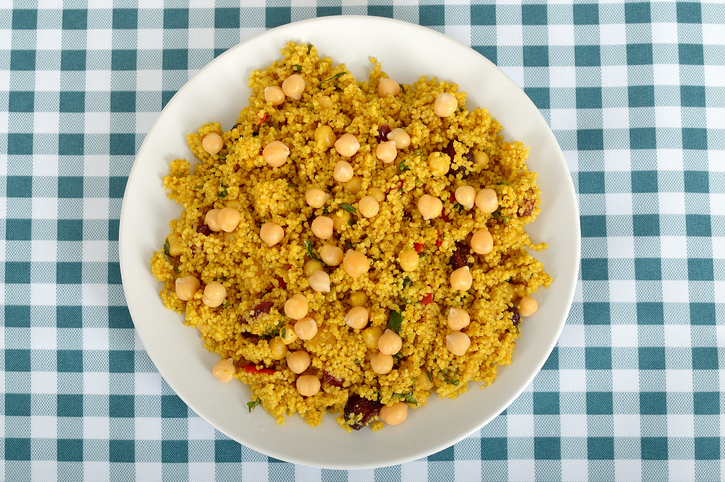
[1,2,723,481]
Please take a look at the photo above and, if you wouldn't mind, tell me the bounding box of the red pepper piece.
[436,230,442,247]
[389,180,403,192]
[276,276,286,289]
[449,192,456,203]
[414,243,424,254]
[257,111,267,125]
[441,211,451,222]
[243,365,276,374]
[420,293,433,305]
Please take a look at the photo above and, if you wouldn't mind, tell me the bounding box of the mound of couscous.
[151,42,552,431]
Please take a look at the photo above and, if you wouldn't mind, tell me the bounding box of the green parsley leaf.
[318,72,346,88]
[453,201,464,212]
[292,64,302,72]
[426,370,433,382]
[303,240,326,265]
[173,266,180,274]
[387,310,403,333]
[402,277,412,289]
[307,44,313,53]
[322,206,329,214]
[247,398,262,413]
[398,161,410,172]
[340,203,356,213]
[348,217,357,226]
[415,149,424,157]
[280,327,286,340]
[163,238,170,256]
[393,391,417,405]
[492,207,502,219]
[218,186,228,198]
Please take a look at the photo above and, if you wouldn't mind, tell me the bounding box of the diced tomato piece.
[276,276,286,289]
[441,212,451,222]
[243,365,276,374]
[414,243,424,254]
[420,293,433,305]
[449,192,456,203]
[436,230,442,247]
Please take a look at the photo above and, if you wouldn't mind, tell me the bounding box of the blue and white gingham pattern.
[1,2,723,481]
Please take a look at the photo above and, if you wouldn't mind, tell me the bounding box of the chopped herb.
[307,103,314,110]
[322,206,329,214]
[218,186,228,198]
[348,217,357,226]
[387,310,403,333]
[218,154,226,160]
[262,319,284,339]
[419,252,425,258]
[392,352,404,364]
[506,277,513,282]
[496,182,506,186]
[402,277,412,289]
[247,398,262,413]
[287,181,297,188]
[303,240,326,265]
[400,298,411,305]
[280,327,286,340]
[340,203,356,213]
[456,107,464,113]
[515,326,521,334]
[318,72,346,88]
[398,83,404,92]
[453,201,464,212]
[492,207,503,219]
[444,378,459,386]
[307,44,313,53]
[354,359,361,364]
[292,64,302,72]
[214,276,228,281]
[173,266,180,274]
[426,370,433,382]
[393,391,417,405]
[345,241,353,249]
[163,238,170,256]
[222,300,230,309]
[415,179,424,185]
[415,149,424,157]
[398,161,410,172]
[503,216,509,224]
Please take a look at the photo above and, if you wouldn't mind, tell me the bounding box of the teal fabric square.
[639,347,665,369]
[113,8,138,29]
[693,392,719,415]
[688,258,713,281]
[679,44,704,65]
[109,351,134,373]
[635,258,661,280]
[471,5,495,25]
[368,5,393,18]
[59,134,84,155]
[588,438,614,460]
[523,46,548,67]
[630,128,656,149]
[686,214,711,237]
[109,219,119,241]
[429,446,454,461]
[108,262,121,284]
[110,440,135,463]
[533,392,559,414]
[58,177,83,197]
[9,91,34,112]
[109,176,128,197]
[6,219,32,240]
[109,306,133,329]
[522,4,547,25]
[266,7,291,27]
[680,85,705,107]
[586,347,612,370]
[59,91,85,113]
[61,50,86,71]
[584,303,610,325]
[111,91,136,113]
[633,214,659,236]
[57,262,82,284]
[62,9,87,30]
[6,306,31,327]
[534,438,560,460]
[579,171,605,193]
[161,395,188,418]
[637,302,664,325]
[6,262,31,284]
[542,347,559,370]
[317,7,342,17]
[215,440,241,463]
[57,350,83,372]
[577,130,604,151]
[7,176,32,197]
[111,50,137,71]
[682,128,707,149]
[576,87,602,109]
[640,392,667,414]
[677,2,701,23]
[582,258,608,280]
[162,440,188,463]
[627,44,653,65]
[587,392,613,414]
[581,215,607,237]
[420,5,444,26]
[215,8,239,28]
[625,3,651,23]
[164,9,189,29]
[5,393,31,416]
[163,50,188,70]
[12,10,37,30]
[481,438,507,460]
[641,437,668,460]
[58,219,83,241]
[162,90,176,107]
[110,135,136,155]
[473,46,497,65]
[575,45,600,66]
[525,87,550,109]
[57,394,83,417]
[109,395,134,417]
[632,170,658,193]
[57,306,82,329]
[10,50,36,71]
[573,4,598,25]
[684,170,709,192]
[690,303,716,326]
[8,133,33,154]
[6,350,31,372]
[57,439,83,462]
[692,347,718,369]
[628,85,655,107]
[5,439,31,461]
[695,438,720,460]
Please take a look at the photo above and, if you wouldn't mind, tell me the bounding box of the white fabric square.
[500,66,524,88]
[558,325,585,347]
[84,113,110,134]
[564,150,579,174]
[33,198,58,219]
[653,64,680,86]
[136,112,159,134]
[83,372,110,395]
[562,460,589,482]
[608,236,635,259]
[31,416,57,438]
[604,149,633,171]
[83,462,110,482]
[655,106,682,128]
[31,240,58,263]
[497,25,523,46]
[85,70,112,91]
[711,194,725,215]
[83,155,110,177]
[189,463,216,482]
[716,281,725,304]
[703,22,725,45]
[445,26,471,47]
[34,112,60,133]
[36,29,63,50]
[601,65,629,88]
[549,109,577,130]
[613,414,641,437]
[559,369,586,392]
[136,463,162,482]
[188,29,215,49]
[611,325,639,347]
[615,460,642,482]
[82,241,108,263]
[599,24,626,45]
[32,462,58,482]
[606,193,633,215]
[82,283,108,306]
[137,29,163,49]
[651,23,678,43]
[705,65,725,88]
[662,280,690,303]
[660,237,687,259]
[706,107,725,129]
[560,414,588,437]
[32,155,59,177]
[86,29,112,50]
[609,280,637,302]
[135,417,162,440]
[0,31,11,55]
[295,465,322,481]
[658,192,686,214]
[83,327,109,351]
[548,25,574,46]
[30,327,57,349]
[83,417,110,439]
[656,149,683,171]
[508,459,535,481]
[668,461,695,482]
[348,469,376,482]
[187,416,216,440]
[666,369,693,392]
[0,69,9,92]
[31,284,56,306]
[507,414,534,437]
[35,70,61,91]
[0,113,7,137]
[667,414,694,437]
[135,372,162,396]
[574,279,584,303]
[455,461,481,481]
[612,369,640,392]
[709,150,725,171]
[31,372,57,394]
[83,198,109,220]
[603,108,630,129]
[716,326,725,349]
[136,70,163,92]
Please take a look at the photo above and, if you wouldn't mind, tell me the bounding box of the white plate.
[120,16,580,470]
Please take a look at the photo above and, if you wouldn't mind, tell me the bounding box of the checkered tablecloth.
[1,1,723,481]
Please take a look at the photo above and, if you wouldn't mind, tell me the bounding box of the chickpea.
[450,266,473,291]
[446,331,471,356]
[333,160,354,183]
[175,275,200,301]
[331,210,351,231]
[349,290,369,307]
[264,86,285,106]
[280,324,298,345]
[282,73,305,100]
[260,222,284,247]
[345,306,369,330]
[398,249,419,272]
[475,188,499,214]
[218,207,240,232]
[269,337,288,360]
[470,229,493,255]
[345,176,363,194]
[311,216,334,240]
[378,329,402,355]
[314,125,336,150]
[294,316,318,340]
[308,270,330,293]
[343,250,369,278]
[371,352,394,375]
[202,132,223,155]
[334,134,360,158]
[417,194,443,220]
[303,259,324,277]
[319,244,344,266]
[305,188,330,209]
[362,326,383,350]
[318,96,333,109]
[434,93,458,118]
[369,187,386,203]
[455,186,476,210]
[226,200,242,210]
[379,402,408,425]
[263,140,290,168]
[387,128,410,149]
[417,372,434,391]
[296,374,320,397]
[428,152,450,176]
[212,358,235,383]
[284,294,309,320]
[287,350,311,374]
[518,296,538,317]
[447,308,471,331]
[166,233,182,256]
[202,281,226,308]
[376,140,398,163]
[205,209,222,232]
[358,196,379,218]
[378,78,401,98]
[474,151,489,169]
